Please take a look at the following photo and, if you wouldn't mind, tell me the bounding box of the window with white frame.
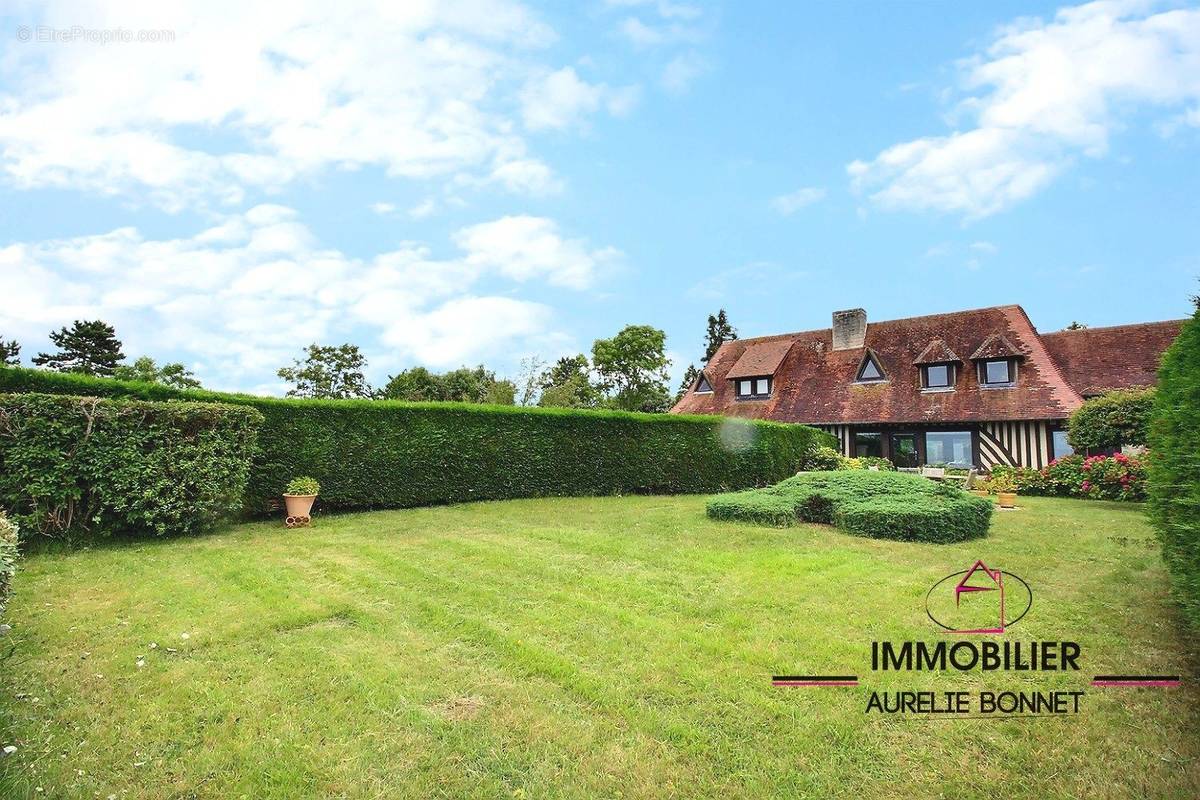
[735,376,772,399]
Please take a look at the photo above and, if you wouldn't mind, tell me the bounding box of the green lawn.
[1,496,1197,798]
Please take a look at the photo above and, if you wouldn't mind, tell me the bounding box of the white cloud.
[611,0,707,48]
[605,0,702,20]
[921,239,998,271]
[849,1,1200,218]
[686,261,807,300]
[0,207,615,388]
[454,215,620,289]
[370,202,398,216]
[519,67,639,131]
[486,157,565,195]
[771,186,826,216]
[660,52,707,93]
[0,1,572,209]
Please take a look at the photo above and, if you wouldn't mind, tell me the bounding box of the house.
[671,305,1184,470]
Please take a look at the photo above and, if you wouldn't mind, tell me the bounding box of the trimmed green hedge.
[0,510,16,614]
[1068,387,1155,451]
[0,393,262,538]
[0,367,829,516]
[707,471,993,543]
[1149,310,1200,629]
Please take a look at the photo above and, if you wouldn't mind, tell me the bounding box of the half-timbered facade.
[671,305,1183,470]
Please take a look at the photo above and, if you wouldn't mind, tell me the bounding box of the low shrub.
[990,453,1146,501]
[0,393,262,538]
[706,470,992,543]
[802,444,844,471]
[0,510,17,615]
[1069,387,1155,451]
[849,456,896,471]
[1149,309,1200,628]
[0,367,828,515]
[800,446,896,472]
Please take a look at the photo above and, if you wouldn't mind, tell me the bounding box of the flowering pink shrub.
[990,453,1146,502]
[1078,452,1147,501]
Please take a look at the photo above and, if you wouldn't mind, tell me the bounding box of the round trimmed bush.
[706,470,992,543]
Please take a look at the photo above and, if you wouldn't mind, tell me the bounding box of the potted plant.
[283,476,320,525]
[988,473,1018,509]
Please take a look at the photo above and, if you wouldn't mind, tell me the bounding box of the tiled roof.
[969,333,1025,360]
[913,338,960,365]
[1041,320,1186,396]
[671,305,1177,424]
[725,339,794,379]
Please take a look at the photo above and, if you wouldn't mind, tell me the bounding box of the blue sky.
[1,0,1197,393]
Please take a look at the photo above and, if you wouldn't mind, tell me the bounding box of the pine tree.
[32,320,125,376]
[0,336,19,366]
[675,363,701,402]
[703,309,737,362]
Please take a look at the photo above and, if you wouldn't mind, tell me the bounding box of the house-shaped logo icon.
[926,561,1031,634]
[952,560,1006,634]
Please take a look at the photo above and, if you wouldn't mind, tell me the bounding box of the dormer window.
[921,363,955,389]
[694,374,713,394]
[979,358,1015,386]
[735,376,772,399]
[969,334,1023,388]
[913,338,961,392]
[854,350,886,383]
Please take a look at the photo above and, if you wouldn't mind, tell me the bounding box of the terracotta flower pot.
[283,493,317,519]
[997,491,1017,509]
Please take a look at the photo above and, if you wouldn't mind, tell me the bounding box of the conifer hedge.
[0,367,827,518]
[1148,310,1200,628]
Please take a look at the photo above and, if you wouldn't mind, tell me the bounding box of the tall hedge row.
[1148,310,1200,629]
[0,393,262,539]
[0,367,828,518]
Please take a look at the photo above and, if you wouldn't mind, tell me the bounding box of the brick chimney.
[832,308,867,350]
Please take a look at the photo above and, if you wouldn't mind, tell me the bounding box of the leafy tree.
[0,336,19,366]
[537,354,601,408]
[32,320,125,376]
[703,309,738,362]
[1064,321,1089,330]
[514,356,546,406]
[382,365,514,405]
[592,325,672,413]
[485,379,517,406]
[277,344,371,399]
[382,366,443,401]
[114,356,202,389]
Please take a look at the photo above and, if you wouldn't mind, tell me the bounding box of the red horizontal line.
[1091,680,1180,687]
